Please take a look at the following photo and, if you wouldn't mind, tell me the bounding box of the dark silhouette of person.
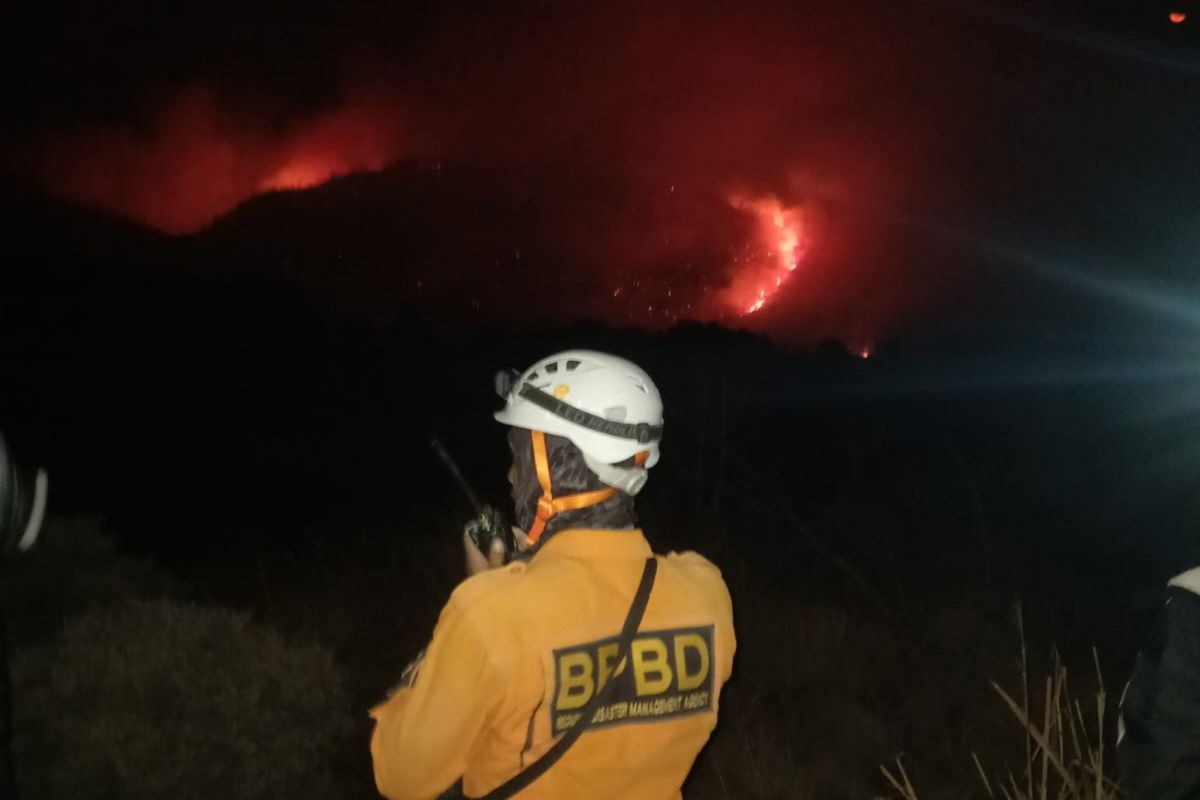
[1119,567,1200,800]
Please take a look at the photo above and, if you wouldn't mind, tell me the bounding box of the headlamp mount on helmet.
[494,369,521,402]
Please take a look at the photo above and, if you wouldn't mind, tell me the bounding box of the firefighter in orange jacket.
[370,350,736,800]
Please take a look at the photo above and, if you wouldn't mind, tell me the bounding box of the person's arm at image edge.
[370,594,498,800]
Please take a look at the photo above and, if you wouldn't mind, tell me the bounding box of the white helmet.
[495,350,663,494]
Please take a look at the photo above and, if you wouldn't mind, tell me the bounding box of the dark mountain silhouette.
[1,168,1193,584]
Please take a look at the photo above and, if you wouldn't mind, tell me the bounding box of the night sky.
[2,0,1199,345]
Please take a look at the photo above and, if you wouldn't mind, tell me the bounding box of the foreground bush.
[12,599,352,800]
[0,516,183,648]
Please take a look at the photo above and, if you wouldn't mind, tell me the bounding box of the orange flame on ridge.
[257,107,398,192]
[726,193,807,315]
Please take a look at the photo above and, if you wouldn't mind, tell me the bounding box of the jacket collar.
[532,528,652,561]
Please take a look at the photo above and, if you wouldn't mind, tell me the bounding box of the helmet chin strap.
[525,431,648,545]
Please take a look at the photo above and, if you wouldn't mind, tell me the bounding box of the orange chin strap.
[525,430,648,545]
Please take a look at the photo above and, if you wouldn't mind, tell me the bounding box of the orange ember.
[1170,11,1187,23]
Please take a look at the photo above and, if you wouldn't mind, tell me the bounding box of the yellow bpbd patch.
[550,625,715,734]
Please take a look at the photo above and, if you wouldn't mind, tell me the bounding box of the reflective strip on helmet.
[516,384,662,444]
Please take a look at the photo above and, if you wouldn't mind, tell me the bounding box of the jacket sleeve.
[1119,585,1200,800]
[370,593,499,800]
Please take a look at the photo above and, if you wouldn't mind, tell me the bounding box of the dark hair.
[507,427,637,543]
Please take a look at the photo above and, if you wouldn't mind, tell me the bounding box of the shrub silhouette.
[0,516,184,649]
[11,598,352,800]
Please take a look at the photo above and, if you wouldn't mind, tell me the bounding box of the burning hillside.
[12,0,951,340]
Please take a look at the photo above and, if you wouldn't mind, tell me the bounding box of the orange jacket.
[370,528,736,800]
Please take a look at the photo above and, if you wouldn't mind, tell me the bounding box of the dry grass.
[882,608,1120,800]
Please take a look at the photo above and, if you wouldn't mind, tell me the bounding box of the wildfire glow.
[260,162,336,191]
[33,87,404,233]
[260,158,376,192]
[727,193,807,315]
[257,112,396,192]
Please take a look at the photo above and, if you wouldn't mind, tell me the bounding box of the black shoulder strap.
[479,556,658,800]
